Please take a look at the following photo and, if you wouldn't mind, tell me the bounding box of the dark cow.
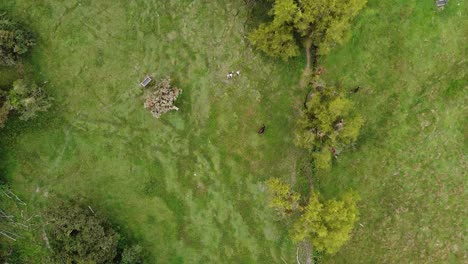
[257,124,266,134]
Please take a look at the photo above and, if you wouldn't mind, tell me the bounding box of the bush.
[0,15,35,66]
[7,79,52,121]
[266,178,302,217]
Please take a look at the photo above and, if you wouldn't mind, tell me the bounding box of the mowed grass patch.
[0,0,304,263]
[319,0,466,263]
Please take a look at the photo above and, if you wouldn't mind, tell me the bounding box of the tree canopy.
[45,201,144,264]
[292,192,359,254]
[265,179,360,254]
[249,0,367,60]
[294,83,363,170]
[0,15,35,66]
[46,201,120,264]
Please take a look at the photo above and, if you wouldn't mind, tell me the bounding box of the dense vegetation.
[0,15,51,128]
[0,0,465,263]
[295,82,363,170]
[46,201,143,264]
[0,14,35,66]
[266,178,359,254]
[249,0,367,67]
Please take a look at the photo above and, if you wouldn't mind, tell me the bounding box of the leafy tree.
[294,83,363,170]
[0,15,35,66]
[46,201,120,264]
[144,77,182,119]
[7,79,52,121]
[292,192,359,254]
[266,178,302,217]
[249,0,367,63]
[249,0,299,60]
[266,180,360,254]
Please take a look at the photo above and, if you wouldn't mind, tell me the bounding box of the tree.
[292,192,359,254]
[249,0,367,65]
[144,77,182,119]
[266,178,302,217]
[0,15,35,66]
[294,82,363,170]
[249,0,299,60]
[7,79,52,121]
[265,180,360,255]
[45,201,120,264]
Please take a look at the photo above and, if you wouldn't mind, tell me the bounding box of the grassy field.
[0,0,466,263]
[319,0,467,263]
[0,0,304,263]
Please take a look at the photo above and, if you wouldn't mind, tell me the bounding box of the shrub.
[7,79,52,121]
[266,178,302,217]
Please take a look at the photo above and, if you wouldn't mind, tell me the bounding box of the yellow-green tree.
[249,0,299,61]
[294,83,363,170]
[266,178,302,217]
[292,192,359,254]
[249,0,367,65]
[266,179,360,254]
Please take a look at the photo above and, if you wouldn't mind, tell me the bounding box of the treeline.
[266,81,363,259]
[249,0,367,261]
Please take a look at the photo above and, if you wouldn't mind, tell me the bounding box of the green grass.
[0,0,466,263]
[318,0,467,263]
[0,0,304,263]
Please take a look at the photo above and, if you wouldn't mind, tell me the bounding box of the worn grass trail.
[0,0,304,263]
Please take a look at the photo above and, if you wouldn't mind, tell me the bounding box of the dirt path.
[300,39,314,89]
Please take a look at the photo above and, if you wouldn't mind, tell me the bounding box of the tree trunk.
[300,39,314,89]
